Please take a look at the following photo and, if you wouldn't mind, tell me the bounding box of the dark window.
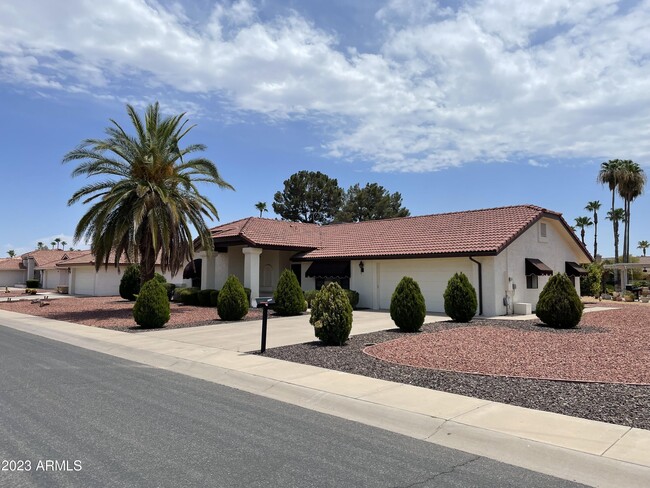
[526,274,538,289]
[291,264,302,286]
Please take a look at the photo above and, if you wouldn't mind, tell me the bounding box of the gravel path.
[263,304,650,430]
[0,296,270,332]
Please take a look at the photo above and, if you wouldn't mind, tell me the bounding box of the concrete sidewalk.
[1,308,649,488]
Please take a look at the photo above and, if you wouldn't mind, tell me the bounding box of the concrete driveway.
[145,310,449,352]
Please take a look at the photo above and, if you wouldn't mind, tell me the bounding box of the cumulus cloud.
[1,0,649,172]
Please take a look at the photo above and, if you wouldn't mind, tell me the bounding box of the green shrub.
[390,276,426,332]
[344,290,360,309]
[443,272,477,323]
[217,275,249,321]
[310,282,353,345]
[304,290,318,308]
[273,269,306,316]
[580,262,603,298]
[153,273,167,284]
[209,289,219,307]
[198,289,217,307]
[536,273,584,329]
[178,287,200,305]
[26,279,40,288]
[163,283,176,301]
[133,279,170,328]
[119,264,141,301]
[25,288,37,295]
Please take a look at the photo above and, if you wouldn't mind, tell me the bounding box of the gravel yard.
[0,295,267,331]
[263,303,650,430]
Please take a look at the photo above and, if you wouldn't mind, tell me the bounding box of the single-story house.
[56,252,182,296]
[194,204,591,316]
[0,250,89,287]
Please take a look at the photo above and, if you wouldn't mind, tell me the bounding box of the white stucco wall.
[0,270,26,287]
[42,269,69,289]
[486,217,589,315]
[69,266,176,296]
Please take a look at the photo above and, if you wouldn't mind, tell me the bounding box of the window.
[291,264,302,286]
[538,222,548,242]
[526,274,538,289]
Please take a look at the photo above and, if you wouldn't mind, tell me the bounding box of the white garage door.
[378,259,475,313]
[74,269,95,295]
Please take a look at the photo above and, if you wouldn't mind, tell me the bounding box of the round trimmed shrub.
[390,276,426,332]
[344,290,360,309]
[133,278,170,328]
[26,279,40,288]
[536,273,584,329]
[119,264,141,301]
[217,275,249,321]
[310,282,353,345]
[274,269,306,316]
[209,289,219,307]
[443,272,478,323]
[198,289,215,307]
[178,287,200,305]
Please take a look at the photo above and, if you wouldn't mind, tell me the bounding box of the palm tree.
[598,159,623,262]
[255,201,268,218]
[7,250,15,258]
[54,237,61,250]
[585,201,601,258]
[36,241,45,250]
[606,208,625,264]
[63,102,233,284]
[616,160,646,263]
[61,241,67,251]
[50,241,56,249]
[639,240,650,257]
[574,216,593,246]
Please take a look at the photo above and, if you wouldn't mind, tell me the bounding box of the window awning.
[566,261,588,277]
[305,261,350,278]
[183,259,202,279]
[525,258,553,276]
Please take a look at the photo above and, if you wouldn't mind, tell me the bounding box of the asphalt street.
[0,324,586,488]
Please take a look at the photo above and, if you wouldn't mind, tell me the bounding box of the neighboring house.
[0,258,25,286]
[0,250,89,287]
[194,204,591,316]
[57,252,181,296]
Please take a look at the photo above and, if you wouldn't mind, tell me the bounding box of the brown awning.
[305,261,350,278]
[566,261,588,277]
[525,258,553,276]
[183,259,202,279]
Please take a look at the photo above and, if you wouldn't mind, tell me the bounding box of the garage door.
[378,259,474,313]
[74,269,95,295]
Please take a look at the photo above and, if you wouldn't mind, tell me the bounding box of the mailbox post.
[256,297,275,353]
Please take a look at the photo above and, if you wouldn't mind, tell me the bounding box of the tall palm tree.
[606,208,625,265]
[255,201,268,218]
[63,102,233,284]
[598,159,622,262]
[585,201,601,258]
[36,241,45,250]
[7,250,15,258]
[639,240,650,257]
[61,241,67,251]
[50,241,56,249]
[616,160,646,263]
[54,237,61,250]
[574,216,593,246]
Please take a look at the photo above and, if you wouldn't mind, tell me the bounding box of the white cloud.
[1,0,650,172]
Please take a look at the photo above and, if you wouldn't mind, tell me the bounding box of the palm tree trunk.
[593,213,598,258]
[581,228,585,245]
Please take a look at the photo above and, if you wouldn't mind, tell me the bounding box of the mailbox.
[255,297,275,308]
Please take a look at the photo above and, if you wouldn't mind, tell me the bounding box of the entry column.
[242,247,263,306]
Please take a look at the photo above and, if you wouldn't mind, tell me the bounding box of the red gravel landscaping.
[364,303,650,385]
[0,296,266,332]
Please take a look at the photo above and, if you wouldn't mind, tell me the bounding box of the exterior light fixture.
[359,261,364,273]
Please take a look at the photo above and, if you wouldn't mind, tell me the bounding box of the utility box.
[514,302,532,315]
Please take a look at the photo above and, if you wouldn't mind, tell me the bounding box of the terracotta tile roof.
[29,250,92,269]
[209,204,588,260]
[210,217,322,249]
[0,258,23,271]
[56,250,128,267]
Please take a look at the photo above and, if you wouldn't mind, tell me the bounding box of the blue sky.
[1,0,649,258]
